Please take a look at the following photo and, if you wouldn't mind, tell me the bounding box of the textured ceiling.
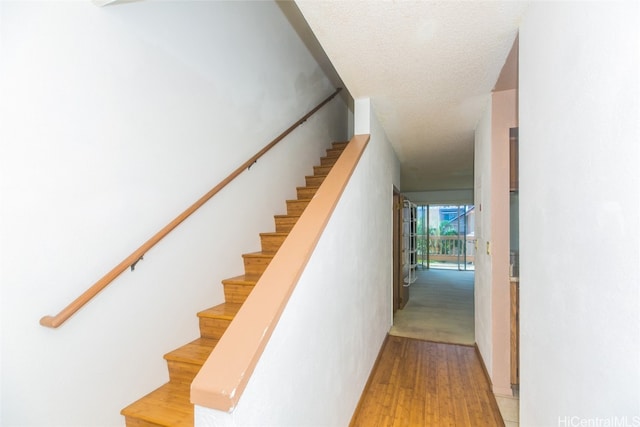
[296,1,527,191]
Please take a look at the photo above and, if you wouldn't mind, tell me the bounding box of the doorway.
[392,188,409,312]
[390,203,476,345]
[417,204,476,271]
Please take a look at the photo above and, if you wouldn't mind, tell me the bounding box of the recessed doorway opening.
[391,203,476,346]
[416,204,476,271]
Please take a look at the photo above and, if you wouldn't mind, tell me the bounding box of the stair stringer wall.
[196,108,400,426]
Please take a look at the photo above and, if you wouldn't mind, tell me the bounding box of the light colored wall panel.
[519,2,640,424]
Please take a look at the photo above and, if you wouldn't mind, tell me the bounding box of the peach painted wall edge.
[490,88,517,395]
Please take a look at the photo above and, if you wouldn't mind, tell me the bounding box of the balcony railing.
[417,235,476,266]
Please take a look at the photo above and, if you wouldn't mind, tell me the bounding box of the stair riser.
[306,175,326,187]
[320,156,338,166]
[286,200,310,216]
[274,216,298,233]
[199,317,232,340]
[260,234,286,254]
[313,165,332,176]
[167,360,202,385]
[124,416,161,427]
[296,187,318,199]
[223,283,255,304]
[242,256,272,277]
[325,148,342,158]
[332,141,349,149]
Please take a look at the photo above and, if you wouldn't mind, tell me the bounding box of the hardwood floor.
[350,336,505,427]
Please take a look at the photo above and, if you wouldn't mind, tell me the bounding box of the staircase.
[121,141,349,427]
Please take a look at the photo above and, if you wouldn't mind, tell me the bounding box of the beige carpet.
[389,268,475,345]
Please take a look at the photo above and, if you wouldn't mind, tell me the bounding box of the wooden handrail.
[40,88,343,329]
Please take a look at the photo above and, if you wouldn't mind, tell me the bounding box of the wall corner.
[354,98,371,134]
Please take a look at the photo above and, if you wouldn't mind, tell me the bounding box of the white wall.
[474,100,493,377]
[0,1,346,425]
[519,2,640,425]
[354,97,371,135]
[196,102,400,426]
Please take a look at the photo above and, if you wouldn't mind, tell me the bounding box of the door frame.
[392,188,401,313]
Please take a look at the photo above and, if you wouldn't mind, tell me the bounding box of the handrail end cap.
[39,316,58,328]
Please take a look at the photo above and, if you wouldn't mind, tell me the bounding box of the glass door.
[416,204,475,270]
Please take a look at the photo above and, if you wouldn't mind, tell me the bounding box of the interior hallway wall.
[519,2,640,424]
[474,99,494,378]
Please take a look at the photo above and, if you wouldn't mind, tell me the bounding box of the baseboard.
[493,386,515,396]
[475,343,509,427]
[349,333,390,427]
[474,343,493,389]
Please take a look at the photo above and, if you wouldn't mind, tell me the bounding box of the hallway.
[350,335,504,426]
[390,269,474,345]
[384,268,519,426]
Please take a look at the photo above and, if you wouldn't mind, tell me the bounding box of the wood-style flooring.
[350,336,504,427]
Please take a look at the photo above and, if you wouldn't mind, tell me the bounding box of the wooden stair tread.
[242,251,275,260]
[308,173,328,179]
[305,175,327,187]
[164,338,218,364]
[305,176,327,186]
[198,302,242,320]
[286,199,312,216]
[121,382,193,426]
[222,274,257,304]
[259,232,289,237]
[259,232,289,254]
[273,214,300,219]
[274,214,300,233]
[221,274,258,286]
[241,252,274,279]
[326,147,346,157]
[313,165,332,173]
[320,158,338,166]
[296,186,320,199]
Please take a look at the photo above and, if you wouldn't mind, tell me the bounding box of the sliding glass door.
[416,204,475,270]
